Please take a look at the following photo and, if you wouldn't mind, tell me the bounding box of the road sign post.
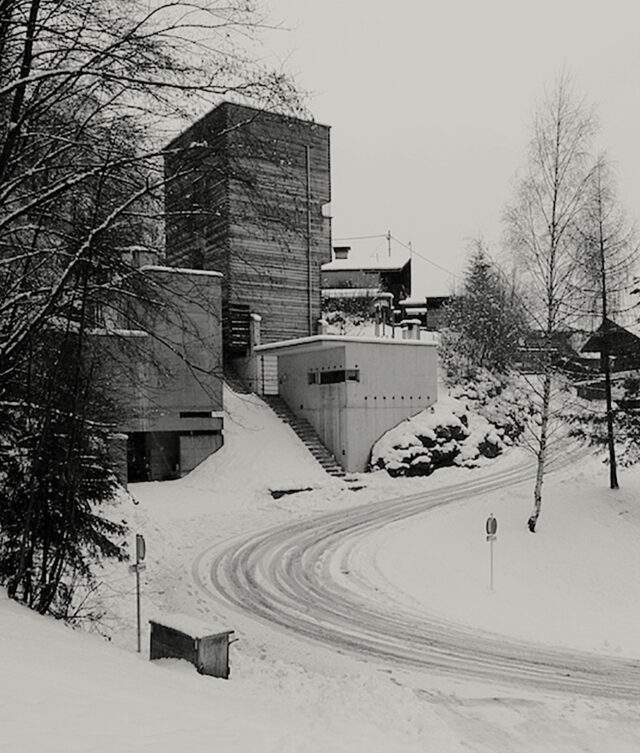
[131,534,146,652]
[485,515,498,591]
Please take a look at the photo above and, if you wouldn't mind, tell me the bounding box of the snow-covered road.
[191,452,640,699]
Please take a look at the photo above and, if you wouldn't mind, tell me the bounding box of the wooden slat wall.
[164,103,332,346]
[225,105,330,343]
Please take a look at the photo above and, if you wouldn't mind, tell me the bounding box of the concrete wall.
[94,266,225,481]
[341,340,437,470]
[278,345,346,462]
[277,339,438,472]
[118,267,223,434]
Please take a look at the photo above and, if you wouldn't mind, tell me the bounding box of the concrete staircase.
[261,395,346,478]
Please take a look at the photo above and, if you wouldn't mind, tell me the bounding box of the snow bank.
[184,385,333,493]
[369,458,640,658]
[8,374,640,751]
[0,590,459,753]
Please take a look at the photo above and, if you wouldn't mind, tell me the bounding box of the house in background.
[577,318,640,401]
[581,318,640,371]
[321,244,411,312]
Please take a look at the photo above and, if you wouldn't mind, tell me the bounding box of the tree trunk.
[598,206,619,490]
[528,372,551,532]
[602,342,619,489]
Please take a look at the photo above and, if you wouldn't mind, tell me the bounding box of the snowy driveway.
[191,452,640,699]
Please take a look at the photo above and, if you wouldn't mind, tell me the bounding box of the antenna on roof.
[386,229,391,257]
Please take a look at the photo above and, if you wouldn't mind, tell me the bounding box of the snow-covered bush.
[448,370,533,443]
[369,396,511,476]
[369,370,535,477]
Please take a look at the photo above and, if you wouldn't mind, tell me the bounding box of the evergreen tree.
[442,241,525,378]
[0,330,126,616]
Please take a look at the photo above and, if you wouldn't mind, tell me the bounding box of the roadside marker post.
[485,515,498,591]
[129,533,146,652]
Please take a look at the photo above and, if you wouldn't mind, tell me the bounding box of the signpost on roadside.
[485,515,497,591]
[129,534,146,652]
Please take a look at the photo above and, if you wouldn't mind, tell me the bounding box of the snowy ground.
[5,384,640,752]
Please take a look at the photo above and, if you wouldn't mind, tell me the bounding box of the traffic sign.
[133,532,147,653]
[485,515,498,536]
[485,515,498,591]
[136,534,146,562]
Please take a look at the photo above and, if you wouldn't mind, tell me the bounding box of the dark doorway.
[127,432,151,482]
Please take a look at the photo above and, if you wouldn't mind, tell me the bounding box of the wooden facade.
[165,102,332,346]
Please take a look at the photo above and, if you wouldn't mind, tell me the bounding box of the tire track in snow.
[192,451,640,698]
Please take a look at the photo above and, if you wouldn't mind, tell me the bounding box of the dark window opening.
[315,369,360,385]
[180,410,214,418]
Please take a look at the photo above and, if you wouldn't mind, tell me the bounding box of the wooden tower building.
[164,102,332,352]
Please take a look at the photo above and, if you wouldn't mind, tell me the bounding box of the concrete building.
[164,101,332,350]
[255,334,438,472]
[95,266,224,482]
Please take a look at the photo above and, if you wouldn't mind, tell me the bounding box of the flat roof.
[255,334,436,356]
[322,256,410,272]
[166,101,330,150]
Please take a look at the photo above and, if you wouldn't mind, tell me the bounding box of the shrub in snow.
[448,370,532,445]
[564,399,640,468]
[369,397,510,477]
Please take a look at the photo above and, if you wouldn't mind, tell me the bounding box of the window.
[319,370,344,384]
[309,369,361,385]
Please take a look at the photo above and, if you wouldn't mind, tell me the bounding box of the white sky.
[259,0,640,297]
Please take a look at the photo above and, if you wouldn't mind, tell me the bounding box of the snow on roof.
[400,293,451,305]
[150,612,232,639]
[322,254,410,272]
[140,265,223,278]
[87,328,148,338]
[321,288,380,298]
[255,333,437,355]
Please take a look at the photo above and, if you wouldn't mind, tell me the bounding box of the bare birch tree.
[504,75,596,532]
